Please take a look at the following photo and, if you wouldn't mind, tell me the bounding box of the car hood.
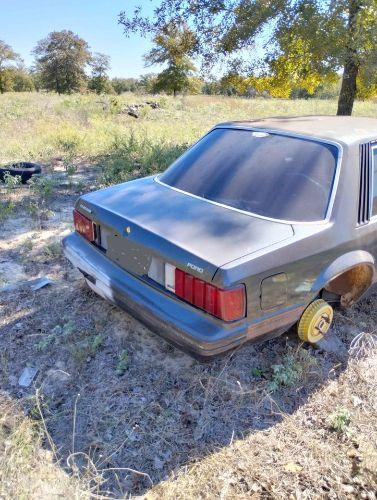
[78,176,294,281]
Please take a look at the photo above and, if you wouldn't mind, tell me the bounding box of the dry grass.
[1,92,377,165]
[0,393,90,499]
[149,354,377,499]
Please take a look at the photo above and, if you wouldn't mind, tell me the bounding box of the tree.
[144,22,197,96]
[0,40,19,93]
[30,69,44,92]
[119,1,377,115]
[12,64,35,92]
[111,77,139,94]
[138,73,158,93]
[33,30,91,94]
[88,52,113,94]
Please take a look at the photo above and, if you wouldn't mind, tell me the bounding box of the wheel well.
[324,263,374,307]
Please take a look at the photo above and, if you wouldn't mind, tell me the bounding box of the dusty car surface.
[63,116,377,358]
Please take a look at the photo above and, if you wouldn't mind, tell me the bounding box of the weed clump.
[99,132,188,186]
[116,350,129,376]
[328,407,352,434]
[268,348,317,392]
[0,173,22,221]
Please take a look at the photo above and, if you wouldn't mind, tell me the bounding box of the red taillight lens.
[175,269,185,298]
[73,209,95,242]
[173,268,246,322]
[217,286,246,322]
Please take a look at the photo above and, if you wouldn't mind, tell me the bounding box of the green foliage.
[0,199,15,221]
[251,367,264,378]
[0,172,21,221]
[153,63,196,96]
[91,334,104,351]
[100,132,188,185]
[116,350,129,376]
[328,407,352,434]
[11,65,35,92]
[26,176,56,224]
[0,68,15,93]
[138,73,158,94]
[65,164,77,176]
[41,242,61,260]
[0,40,19,94]
[88,76,113,95]
[28,176,55,200]
[36,335,55,352]
[120,1,377,113]
[35,322,73,352]
[202,80,221,95]
[88,52,113,94]
[90,52,110,78]
[57,133,80,158]
[268,348,317,393]
[145,22,197,96]
[111,77,139,94]
[33,30,91,94]
[67,328,104,366]
[61,321,76,337]
[3,172,22,188]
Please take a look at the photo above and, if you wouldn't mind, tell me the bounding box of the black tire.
[0,162,42,184]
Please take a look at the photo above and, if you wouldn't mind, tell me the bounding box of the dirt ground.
[1,164,377,497]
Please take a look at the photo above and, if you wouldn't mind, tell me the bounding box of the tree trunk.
[337,0,361,116]
[337,58,359,116]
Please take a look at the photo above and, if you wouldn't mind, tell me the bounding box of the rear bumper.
[62,233,304,358]
[62,233,250,358]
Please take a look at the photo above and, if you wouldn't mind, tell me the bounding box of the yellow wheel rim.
[297,299,333,343]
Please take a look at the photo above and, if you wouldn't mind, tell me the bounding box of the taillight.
[173,268,246,322]
[73,209,95,242]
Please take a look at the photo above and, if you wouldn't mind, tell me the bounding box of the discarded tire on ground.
[0,162,42,183]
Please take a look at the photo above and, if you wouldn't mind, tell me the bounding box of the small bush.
[99,132,188,186]
[268,348,317,392]
[28,176,55,200]
[3,172,22,188]
[116,350,129,376]
[0,200,15,221]
[328,407,352,434]
[42,242,61,260]
[36,335,55,352]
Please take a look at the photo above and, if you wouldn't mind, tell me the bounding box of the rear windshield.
[159,128,339,222]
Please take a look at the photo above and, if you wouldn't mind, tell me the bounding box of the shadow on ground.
[1,255,368,496]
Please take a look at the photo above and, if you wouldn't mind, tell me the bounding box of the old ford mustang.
[63,116,377,358]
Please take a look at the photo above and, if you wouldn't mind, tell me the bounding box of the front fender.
[312,250,375,295]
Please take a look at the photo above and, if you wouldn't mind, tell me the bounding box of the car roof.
[216,115,377,146]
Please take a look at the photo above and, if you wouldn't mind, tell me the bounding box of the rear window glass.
[159,128,339,222]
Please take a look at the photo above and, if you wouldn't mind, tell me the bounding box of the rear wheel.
[297,299,333,343]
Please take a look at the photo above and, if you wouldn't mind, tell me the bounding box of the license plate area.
[98,225,111,250]
[147,257,176,292]
[106,232,152,276]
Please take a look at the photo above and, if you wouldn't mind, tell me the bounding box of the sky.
[0,0,162,78]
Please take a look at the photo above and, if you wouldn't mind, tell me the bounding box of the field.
[1,92,377,499]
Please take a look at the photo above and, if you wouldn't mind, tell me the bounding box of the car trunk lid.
[77,177,294,283]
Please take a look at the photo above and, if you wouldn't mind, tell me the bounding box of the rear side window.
[160,128,338,222]
[372,146,377,216]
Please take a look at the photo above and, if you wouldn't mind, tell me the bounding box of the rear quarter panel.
[214,142,376,322]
